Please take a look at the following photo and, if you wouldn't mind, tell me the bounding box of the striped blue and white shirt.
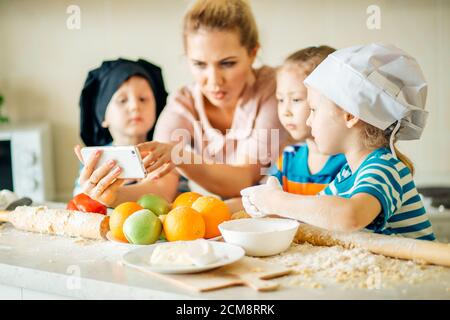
[321,148,435,241]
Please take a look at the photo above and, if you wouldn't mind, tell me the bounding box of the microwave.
[0,122,54,202]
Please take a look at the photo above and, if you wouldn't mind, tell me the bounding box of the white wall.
[0,0,449,201]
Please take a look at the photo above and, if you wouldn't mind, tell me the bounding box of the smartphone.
[80,146,147,179]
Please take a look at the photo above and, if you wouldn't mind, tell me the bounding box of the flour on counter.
[262,243,449,290]
[73,237,94,246]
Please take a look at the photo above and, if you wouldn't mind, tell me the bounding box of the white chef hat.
[304,43,428,157]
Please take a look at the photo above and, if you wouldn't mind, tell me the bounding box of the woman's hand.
[74,145,125,207]
[137,141,177,180]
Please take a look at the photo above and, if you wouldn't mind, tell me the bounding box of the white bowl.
[218,218,300,257]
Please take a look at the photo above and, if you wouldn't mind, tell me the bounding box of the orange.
[191,196,231,239]
[109,202,143,242]
[172,192,202,209]
[163,206,205,241]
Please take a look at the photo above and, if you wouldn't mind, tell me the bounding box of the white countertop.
[0,224,450,299]
[1,204,450,299]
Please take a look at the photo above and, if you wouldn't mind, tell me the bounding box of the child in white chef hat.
[241,43,435,240]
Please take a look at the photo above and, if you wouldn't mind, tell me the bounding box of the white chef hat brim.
[304,54,411,131]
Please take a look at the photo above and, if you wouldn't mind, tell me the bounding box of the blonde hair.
[361,123,415,175]
[183,0,259,53]
[283,45,336,75]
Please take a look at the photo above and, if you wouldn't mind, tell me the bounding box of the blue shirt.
[270,144,347,195]
[321,148,435,240]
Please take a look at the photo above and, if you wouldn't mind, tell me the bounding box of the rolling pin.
[0,206,109,240]
[294,223,450,267]
[231,211,450,267]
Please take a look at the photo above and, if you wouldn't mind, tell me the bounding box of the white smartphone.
[80,146,147,179]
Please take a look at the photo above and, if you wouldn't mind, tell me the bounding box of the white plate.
[122,241,244,274]
[106,231,222,246]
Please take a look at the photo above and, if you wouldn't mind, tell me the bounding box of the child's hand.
[137,141,177,180]
[240,176,283,217]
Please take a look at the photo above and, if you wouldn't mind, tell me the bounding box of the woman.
[77,0,287,207]
[139,0,288,199]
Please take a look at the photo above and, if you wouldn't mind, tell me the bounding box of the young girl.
[241,43,435,241]
[272,46,346,195]
[228,46,346,214]
[73,58,179,207]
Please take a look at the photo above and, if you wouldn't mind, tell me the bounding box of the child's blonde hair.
[183,0,259,53]
[283,45,336,74]
[362,123,415,175]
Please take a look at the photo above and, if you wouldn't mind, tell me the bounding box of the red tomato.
[67,193,107,214]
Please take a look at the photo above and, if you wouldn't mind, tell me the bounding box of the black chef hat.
[79,58,168,146]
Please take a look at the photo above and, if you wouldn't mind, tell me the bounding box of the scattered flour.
[73,237,93,246]
[261,242,449,290]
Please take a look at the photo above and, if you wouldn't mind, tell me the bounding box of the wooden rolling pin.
[0,206,109,240]
[295,223,450,267]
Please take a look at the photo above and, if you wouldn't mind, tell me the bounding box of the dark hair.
[79,58,168,146]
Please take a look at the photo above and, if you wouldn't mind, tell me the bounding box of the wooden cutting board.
[125,256,292,292]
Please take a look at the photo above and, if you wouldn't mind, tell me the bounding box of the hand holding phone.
[80,146,147,179]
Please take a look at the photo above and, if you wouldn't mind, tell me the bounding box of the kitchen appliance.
[418,187,450,209]
[0,123,54,201]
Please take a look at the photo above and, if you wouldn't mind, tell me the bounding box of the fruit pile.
[109,192,231,245]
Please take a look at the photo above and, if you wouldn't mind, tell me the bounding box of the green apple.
[137,194,170,216]
[123,209,162,245]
